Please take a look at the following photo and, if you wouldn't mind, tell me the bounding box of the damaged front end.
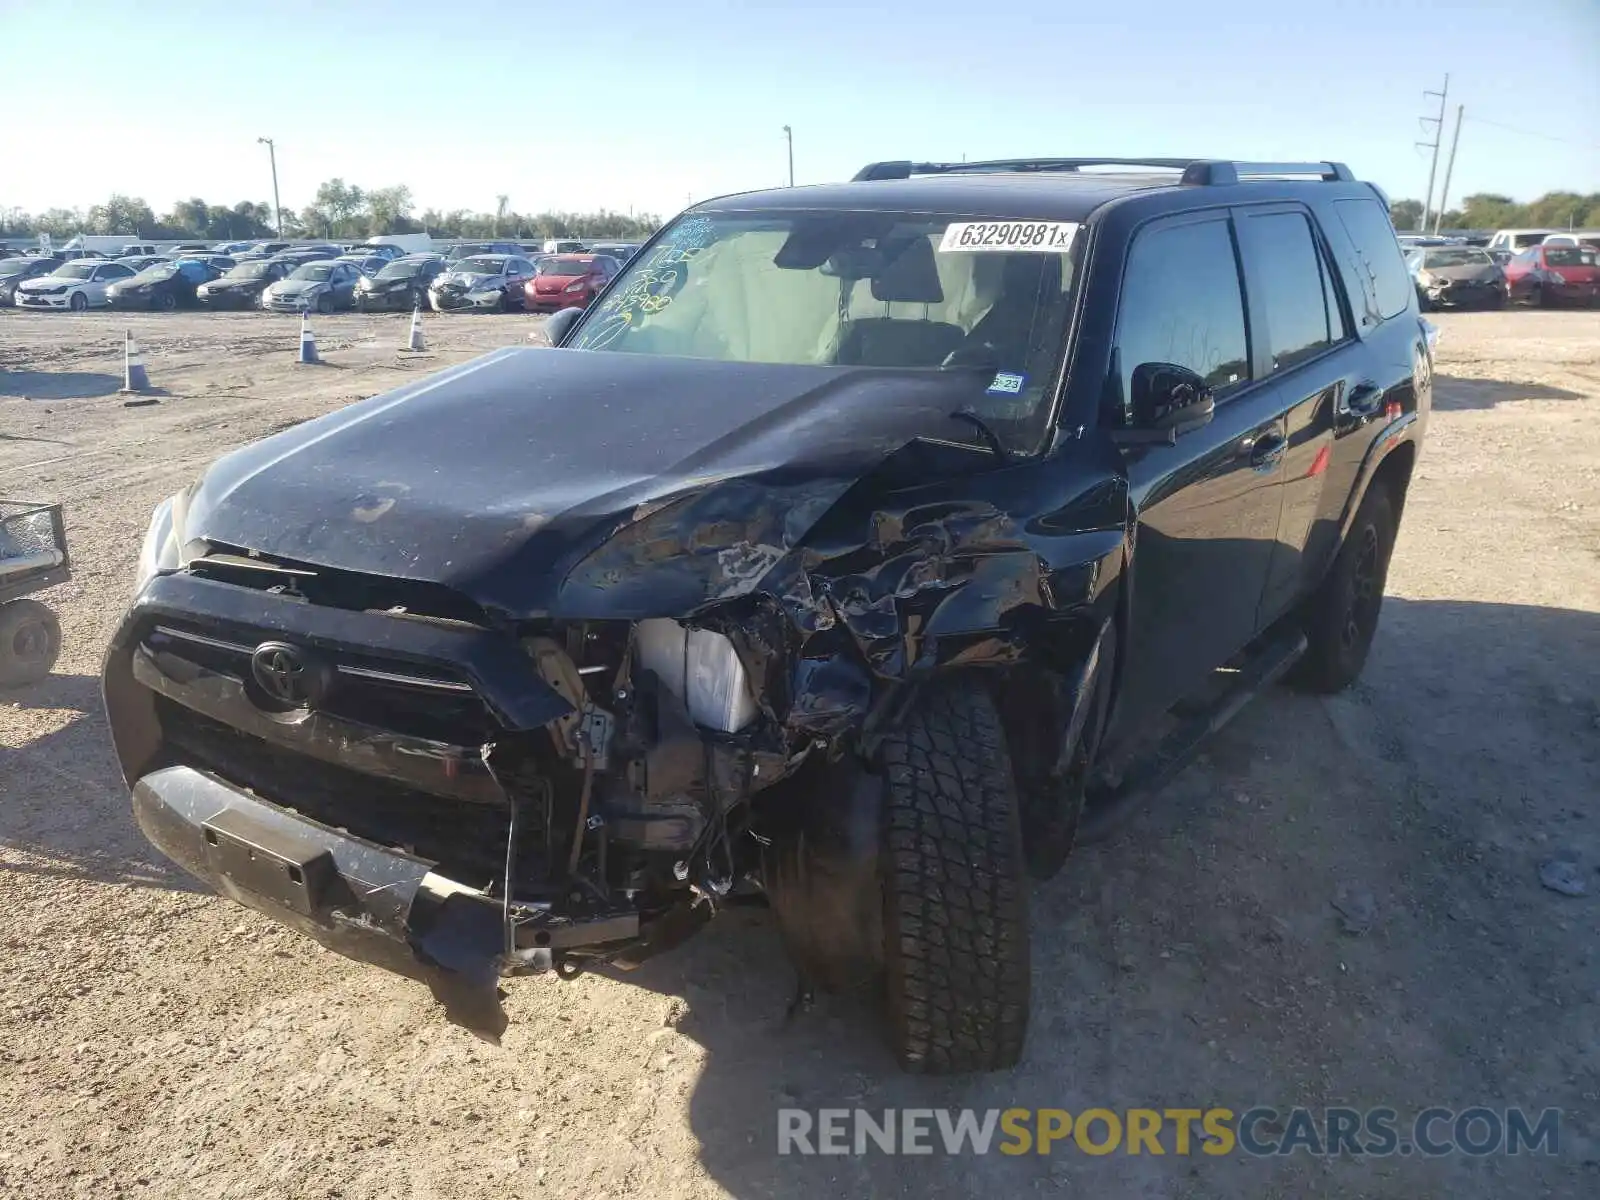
[106,345,1129,1036]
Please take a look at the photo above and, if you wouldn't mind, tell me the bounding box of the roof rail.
[851,158,1356,185]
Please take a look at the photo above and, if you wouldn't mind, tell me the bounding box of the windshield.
[537,257,593,276]
[226,261,274,280]
[455,256,505,274]
[56,263,97,280]
[568,211,1080,443]
[1546,247,1597,267]
[0,261,38,278]
[376,260,425,280]
[1421,249,1492,269]
[290,263,336,281]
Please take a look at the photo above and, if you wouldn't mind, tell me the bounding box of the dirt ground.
[1,305,1597,1199]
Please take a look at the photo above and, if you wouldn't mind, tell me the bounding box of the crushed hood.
[184,347,997,619]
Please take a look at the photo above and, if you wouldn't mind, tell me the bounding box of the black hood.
[185,348,997,619]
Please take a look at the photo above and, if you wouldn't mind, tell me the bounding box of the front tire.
[1293,484,1396,693]
[879,679,1030,1073]
[315,292,333,315]
[0,599,62,688]
[69,291,88,312]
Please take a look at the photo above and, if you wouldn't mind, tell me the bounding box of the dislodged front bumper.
[131,761,638,1034]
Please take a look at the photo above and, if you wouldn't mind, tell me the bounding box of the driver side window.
[1112,217,1250,424]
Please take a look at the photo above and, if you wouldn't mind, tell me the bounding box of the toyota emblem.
[250,641,320,709]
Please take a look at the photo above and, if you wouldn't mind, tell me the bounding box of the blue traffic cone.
[298,311,320,365]
[121,330,152,392]
[405,303,425,352]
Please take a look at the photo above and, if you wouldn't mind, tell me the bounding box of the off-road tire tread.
[881,680,1029,1073]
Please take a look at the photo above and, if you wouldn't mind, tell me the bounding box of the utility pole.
[1433,105,1464,235]
[782,125,795,187]
[1416,75,1448,232]
[257,137,282,237]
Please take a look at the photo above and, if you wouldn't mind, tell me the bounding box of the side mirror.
[544,306,584,346]
[1130,362,1215,433]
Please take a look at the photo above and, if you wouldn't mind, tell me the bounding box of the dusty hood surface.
[184,347,995,618]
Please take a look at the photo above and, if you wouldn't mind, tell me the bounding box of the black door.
[1232,204,1366,624]
[1112,211,1289,727]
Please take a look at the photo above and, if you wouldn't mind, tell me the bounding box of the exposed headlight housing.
[134,491,187,595]
[635,618,758,733]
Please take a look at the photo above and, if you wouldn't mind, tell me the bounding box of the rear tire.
[0,599,62,688]
[1293,484,1396,694]
[879,678,1030,1073]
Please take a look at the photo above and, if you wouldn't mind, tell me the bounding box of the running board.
[1076,629,1307,844]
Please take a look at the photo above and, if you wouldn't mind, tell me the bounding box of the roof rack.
[850,158,1355,186]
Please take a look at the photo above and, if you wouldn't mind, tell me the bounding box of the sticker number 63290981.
[938,221,1080,253]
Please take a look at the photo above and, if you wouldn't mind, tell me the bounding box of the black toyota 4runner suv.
[106,157,1430,1072]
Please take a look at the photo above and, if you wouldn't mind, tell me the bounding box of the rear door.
[1234,204,1365,623]
[1114,210,1289,725]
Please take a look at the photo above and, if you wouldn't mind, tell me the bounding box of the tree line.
[1388,191,1599,233]
[0,179,663,242]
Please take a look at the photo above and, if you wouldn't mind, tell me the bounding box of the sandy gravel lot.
[1,306,1597,1199]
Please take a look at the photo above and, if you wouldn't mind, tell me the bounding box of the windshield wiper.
[948,409,1008,463]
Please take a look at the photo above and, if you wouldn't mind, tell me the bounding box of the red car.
[1504,243,1599,307]
[523,254,620,313]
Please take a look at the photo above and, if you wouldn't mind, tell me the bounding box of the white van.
[359,234,433,255]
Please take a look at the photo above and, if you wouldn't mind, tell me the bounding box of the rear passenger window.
[1241,212,1339,373]
[1332,198,1411,321]
[1116,218,1249,413]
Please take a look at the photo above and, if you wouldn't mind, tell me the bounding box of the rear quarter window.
[1330,198,1412,323]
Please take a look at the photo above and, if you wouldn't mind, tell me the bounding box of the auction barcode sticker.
[939,221,1079,253]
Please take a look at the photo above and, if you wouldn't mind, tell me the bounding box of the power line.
[1461,115,1600,152]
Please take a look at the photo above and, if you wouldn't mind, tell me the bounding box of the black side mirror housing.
[1130,362,1215,433]
[544,306,584,346]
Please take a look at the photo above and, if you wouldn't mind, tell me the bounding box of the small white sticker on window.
[940,221,1079,253]
[987,372,1026,395]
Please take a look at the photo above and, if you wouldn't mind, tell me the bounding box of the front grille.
[161,700,514,887]
[145,621,497,746]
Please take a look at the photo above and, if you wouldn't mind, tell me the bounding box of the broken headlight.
[635,618,758,734]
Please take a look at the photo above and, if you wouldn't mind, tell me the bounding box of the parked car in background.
[540,238,588,254]
[1504,243,1599,307]
[0,256,62,305]
[523,253,620,312]
[237,241,293,260]
[196,258,293,309]
[443,241,522,261]
[1541,231,1600,251]
[588,241,639,262]
[335,253,390,277]
[428,253,536,311]
[59,235,142,256]
[272,245,344,269]
[213,241,256,256]
[162,242,212,256]
[115,255,169,273]
[344,242,405,262]
[15,259,135,310]
[1405,246,1506,310]
[105,259,223,311]
[1485,228,1558,262]
[263,259,364,312]
[117,243,161,258]
[354,253,445,311]
[187,253,237,271]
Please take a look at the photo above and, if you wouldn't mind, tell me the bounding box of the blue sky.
[3,0,1597,221]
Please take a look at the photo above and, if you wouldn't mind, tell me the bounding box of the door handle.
[1248,432,1287,471]
[1346,381,1384,415]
